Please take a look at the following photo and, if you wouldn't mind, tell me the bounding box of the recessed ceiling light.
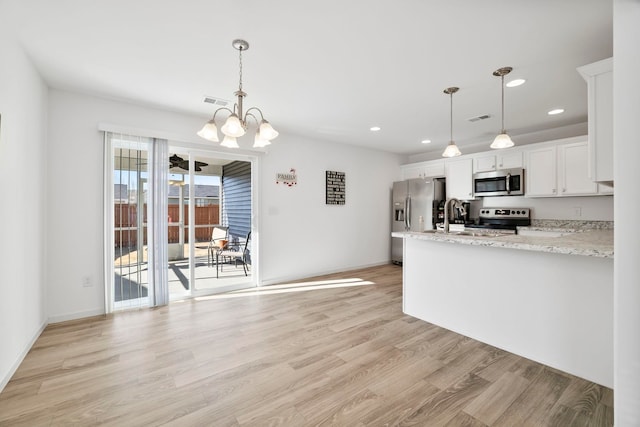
[421,139,432,144]
[370,126,381,131]
[506,78,526,88]
[548,108,565,115]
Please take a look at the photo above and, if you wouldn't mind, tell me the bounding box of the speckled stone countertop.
[392,226,614,258]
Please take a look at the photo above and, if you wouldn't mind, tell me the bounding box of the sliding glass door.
[105,133,257,312]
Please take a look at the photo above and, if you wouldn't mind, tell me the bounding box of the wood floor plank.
[0,264,614,426]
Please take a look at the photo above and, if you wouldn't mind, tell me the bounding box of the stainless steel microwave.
[473,168,524,197]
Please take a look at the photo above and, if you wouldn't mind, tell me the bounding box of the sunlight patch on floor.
[195,278,375,300]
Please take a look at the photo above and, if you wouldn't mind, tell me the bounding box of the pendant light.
[442,87,462,158]
[490,66,515,149]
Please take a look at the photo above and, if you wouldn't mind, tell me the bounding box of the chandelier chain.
[238,45,243,92]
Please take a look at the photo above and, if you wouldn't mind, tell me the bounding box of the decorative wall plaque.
[276,168,297,187]
[326,171,345,205]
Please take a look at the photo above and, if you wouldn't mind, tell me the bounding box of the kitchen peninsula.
[392,226,613,387]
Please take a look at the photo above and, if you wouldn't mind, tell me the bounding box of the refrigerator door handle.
[405,196,411,230]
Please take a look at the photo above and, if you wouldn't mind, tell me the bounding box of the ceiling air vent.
[203,96,231,107]
[468,114,491,123]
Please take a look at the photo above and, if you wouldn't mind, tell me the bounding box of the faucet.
[443,198,467,233]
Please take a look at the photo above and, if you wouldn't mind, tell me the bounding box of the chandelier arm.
[212,107,235,121]
[244,107,266,122]
[244,111,262,128]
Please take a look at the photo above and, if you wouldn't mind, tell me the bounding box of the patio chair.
[198,226,228,267]
[219,231,251,276]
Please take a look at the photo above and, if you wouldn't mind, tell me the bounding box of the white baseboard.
[48,307,105,324]
[259,260,392,286]
[0,320,48,394]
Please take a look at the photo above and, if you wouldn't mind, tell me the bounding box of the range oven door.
[473,168,524,197]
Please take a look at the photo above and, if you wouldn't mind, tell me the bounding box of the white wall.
[0,22,49,389]
[613,0,640,424]
[46,89,403,321]
[259,135,403,284]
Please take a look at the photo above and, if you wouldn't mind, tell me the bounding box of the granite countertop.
[392,226,614,258]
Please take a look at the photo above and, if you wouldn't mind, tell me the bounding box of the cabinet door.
[526,147,557,197]
[402,167,423,180]
[578,58,613,183]
[446,158,474,200]
[498,151,523,169]
[424,161,445,178]
[474,155,496,173]
[558,142,598,195]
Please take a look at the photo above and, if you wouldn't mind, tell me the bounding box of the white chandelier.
[198,39,278,148]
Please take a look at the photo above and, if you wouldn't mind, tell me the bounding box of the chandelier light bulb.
[197,120,219,142]
[221,114,246,138]
[220,135,239,148]
[259,120,279,140]
[253,131,272,148]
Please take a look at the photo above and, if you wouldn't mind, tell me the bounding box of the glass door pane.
[113,143,150,309]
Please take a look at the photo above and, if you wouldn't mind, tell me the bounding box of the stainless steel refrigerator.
[391,177,445,265]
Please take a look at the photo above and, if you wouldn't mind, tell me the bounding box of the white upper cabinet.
[473,155,497,173]
[401,160,445,180]
[446,158,474,200]
[526,146,558,197]
[577,58,613,184]
[526,138,601,198]
[558,141,598,195]
[474,151,523,173]
[498,151,524,169]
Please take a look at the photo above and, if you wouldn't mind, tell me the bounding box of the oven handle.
[506,173,511,194]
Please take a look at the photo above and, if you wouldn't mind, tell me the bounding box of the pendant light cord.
[450,92,453,142]
[501,74,505,133]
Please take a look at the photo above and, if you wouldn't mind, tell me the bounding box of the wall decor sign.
[276,168,297,187]
[326,170,345,205]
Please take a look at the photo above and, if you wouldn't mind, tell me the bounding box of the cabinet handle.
[553,189,557,193]
[499,164,503,167]
[562,188,566,192]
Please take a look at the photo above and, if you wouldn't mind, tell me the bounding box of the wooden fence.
[114,204,220,247]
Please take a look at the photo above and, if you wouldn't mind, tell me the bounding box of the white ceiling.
[5,0,612,156]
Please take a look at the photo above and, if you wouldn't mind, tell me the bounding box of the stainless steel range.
[465,207,531,234]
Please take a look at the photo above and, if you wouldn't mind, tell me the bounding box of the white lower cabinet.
[526,139,600,197]
[445,157,474,200]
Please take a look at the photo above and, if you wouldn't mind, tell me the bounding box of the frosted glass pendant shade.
[221,114,246,137]
[253,131,272,148]
[442,142,462,158]
[220,135,239,148]
[258,120,279,140]
[490,132,515,149]
[197,120,219,142]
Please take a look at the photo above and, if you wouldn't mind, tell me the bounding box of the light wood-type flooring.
[0,264,613,426]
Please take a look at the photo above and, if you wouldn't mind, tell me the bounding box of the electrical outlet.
[573,207,582,217]
[82,276,92,287]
